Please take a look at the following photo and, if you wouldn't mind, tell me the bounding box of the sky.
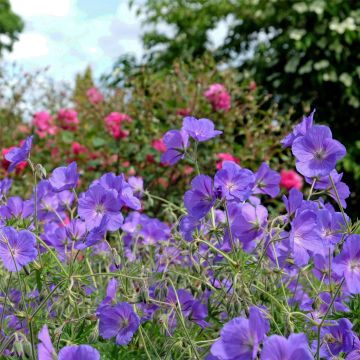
[5,0,145,83]
[4,1,229,84]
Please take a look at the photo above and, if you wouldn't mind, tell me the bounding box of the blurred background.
[0,0,359,216]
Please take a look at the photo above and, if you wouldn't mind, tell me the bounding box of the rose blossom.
[280,169,303,191]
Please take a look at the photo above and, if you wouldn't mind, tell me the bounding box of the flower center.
[349,259,360,272]
[95,203,105,215]
[314,149,325,160]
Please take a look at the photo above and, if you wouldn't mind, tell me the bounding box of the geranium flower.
[292,125,346,177]
[211,306,269,359]
[49,162,79,192]
[184,175,216,219]
[78,185,123,231]
[0,226,37,272]
[261,333,313,360]
[333,234,360,294]
[214,161,254,202]
[161,129,189,165]
[4,136,33,173]
[86,87,104,105]
[182,116,222,142]
[253,163,280,198]
[99,302,140,345]
[38,324,100,360]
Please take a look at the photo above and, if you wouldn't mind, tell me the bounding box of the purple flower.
[261,333,313,360]
[93,173,141,210]
[282,188,303,217]
[346,336,360,360]
[139,217,170,245]
[281,109,315,148]
[184,175,216,219]
[38,325,100,360]
[49,162,79,192]
[0,196,33,220]
[314,318,354,358]
[214,162,254,202]
[161,129,189,165]
[5,136,33,173]
[333,234,360,293]
[128,176,144,198]
[0,178,11,201]
[189,300,210,328]
[0,227,37,271]
[292,125,346,177]
[289,210,323,266]
[182,116,222,142]
[58,345,100,360]
[253,163,280,198]
[78,185,123,231]
[75,217,108,250]
[211,306,269,360]
[99,302,140,345]
[232,203,268,249]
[306,170,350,208]
[38,324,56,360]
[179,215,201,241]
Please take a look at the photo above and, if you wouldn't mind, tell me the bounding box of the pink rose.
[57,109,79,131]
[204,83,231,112]
[104,112,132,140]
[280,169,303,191]
[152,138,166,153]
[86,87,104,105]
[216,153,240,169]
[32,111,57,138]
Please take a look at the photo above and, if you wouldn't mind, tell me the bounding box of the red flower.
[280,169,303,191]
[216,153,240,169]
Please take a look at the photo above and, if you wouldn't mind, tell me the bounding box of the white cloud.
[9,32,49,60]
[5,0,144,82]
[11,0,72,18]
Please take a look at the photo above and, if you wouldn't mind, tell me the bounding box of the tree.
[132,0,360,213]
[0,0,24,55]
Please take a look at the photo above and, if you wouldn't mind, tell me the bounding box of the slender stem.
[197,239,237,266]
[224,201,235,253]
[35,235,68,277]
[307,178,316,200]
[0,272,12,331]
[329,174,350,231]
[145,192,186,214]
[316,278,345,359]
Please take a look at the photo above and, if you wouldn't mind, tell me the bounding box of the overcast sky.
[5,0,144,83]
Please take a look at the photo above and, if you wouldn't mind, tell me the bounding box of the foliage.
[0,0,24,54]
[2,57,294,208]
[131,0,360,214]
[0,101,359,359]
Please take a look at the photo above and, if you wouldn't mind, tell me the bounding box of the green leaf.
[339,72,352,87]
[92,137,106,148]
[284,56,300,73]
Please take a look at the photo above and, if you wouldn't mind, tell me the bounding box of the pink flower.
[204,83,231,112]
[86,87,104,105]
[57,109,79,131]
[71,142,87,155]
[104,112,132,140]
[280,169,303,191]
[216,153,240,169]
[152,138,166,153]
[32,111,57,138]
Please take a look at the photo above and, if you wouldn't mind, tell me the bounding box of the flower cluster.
[0,109,358,360]
[104,112,132,140]
[204,83,231,112]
